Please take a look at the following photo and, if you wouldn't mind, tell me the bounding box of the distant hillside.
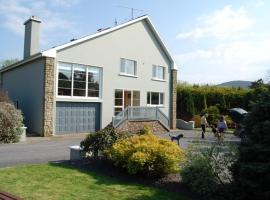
[217,80,252,88]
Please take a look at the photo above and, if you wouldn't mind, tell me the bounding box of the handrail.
[112,106,169,128]
[112,107,129,128]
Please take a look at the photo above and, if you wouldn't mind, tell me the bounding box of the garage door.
[55,102,100,134]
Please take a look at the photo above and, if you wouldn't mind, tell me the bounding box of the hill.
[217,80,252,88]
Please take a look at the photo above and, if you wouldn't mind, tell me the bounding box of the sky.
[0,0,269,84]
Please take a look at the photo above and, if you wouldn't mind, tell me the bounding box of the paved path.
[0,130,240,168]
[156,129,240,148]
[0,134,86,168]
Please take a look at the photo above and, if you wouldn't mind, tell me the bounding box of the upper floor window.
[58,63,72,96]
[152,65,165,80]
[120,58,137,76]
[58,62,102,98]
[147,92,164,106]
[73,64,86,97]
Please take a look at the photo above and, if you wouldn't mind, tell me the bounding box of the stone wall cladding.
[117,120,169,134]
[43,57,55,136]
[170,69,177,129]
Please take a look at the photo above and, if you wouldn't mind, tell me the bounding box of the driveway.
[156,129,240,148]
[0,130,240,168]
[0,134,86,168]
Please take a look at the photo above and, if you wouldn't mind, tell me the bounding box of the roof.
[0,53,42,73]
[0,15,177,73]
[42,15,176,69]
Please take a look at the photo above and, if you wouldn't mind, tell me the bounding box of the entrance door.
[124,91,132,108]
[114,90,140,116]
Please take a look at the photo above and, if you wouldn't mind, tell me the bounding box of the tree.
[0,59,19,69]
[266,68,270,84]
[232,86,270,200]
[203,94,207,110]
[249,78,265,89]
[186,92,195,117]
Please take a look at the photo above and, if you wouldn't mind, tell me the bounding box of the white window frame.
[119,58,138,77]
[113,89,141,116]
[152,65,165,81]
[56,62,103,99]
[147,91,165,107]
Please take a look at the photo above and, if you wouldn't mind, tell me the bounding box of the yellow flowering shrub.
[106,133,185,177]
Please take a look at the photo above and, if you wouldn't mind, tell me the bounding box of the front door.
[114,90,140,116]
[124,91,132,108]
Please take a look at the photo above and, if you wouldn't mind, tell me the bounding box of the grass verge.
[0,163,190,200]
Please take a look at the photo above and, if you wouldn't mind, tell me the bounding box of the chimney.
[23,16,41,58]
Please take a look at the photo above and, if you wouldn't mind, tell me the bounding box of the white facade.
[53,19,173,130]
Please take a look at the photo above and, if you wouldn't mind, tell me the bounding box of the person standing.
[217,115,228,135]
[200,113,208,139]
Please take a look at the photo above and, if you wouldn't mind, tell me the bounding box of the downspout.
[170,63,177,129]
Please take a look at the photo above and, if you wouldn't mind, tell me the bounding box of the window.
[147,92,164,106]
[114,90,123,115]
[152,65,165,80]
[58,63,72,96]
[114,90,140,115]
[132,91,140,106]
[73,64,86,96]
[57,62,102,98]
[88,67,100,97]
[120,58,137,76]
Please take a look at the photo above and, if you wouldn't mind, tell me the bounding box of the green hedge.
[177,84,250,120]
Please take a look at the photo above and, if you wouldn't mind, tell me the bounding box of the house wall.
[56,20,172,129]
[1,58,45,135]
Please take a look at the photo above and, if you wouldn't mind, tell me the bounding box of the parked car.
[228,108,248,138]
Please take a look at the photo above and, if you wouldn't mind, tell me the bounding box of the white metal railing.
[112,106,169,128]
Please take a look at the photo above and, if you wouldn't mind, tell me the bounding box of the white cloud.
[2,14,25,36]
[0,0,79,46]
[175,50,212,63]
[176,40,270,65]
[177,5,254,40]
[49,0,79,7]
[175,40,270,83]
[255,0,264,7]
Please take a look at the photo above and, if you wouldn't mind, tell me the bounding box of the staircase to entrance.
[112,106,170,132]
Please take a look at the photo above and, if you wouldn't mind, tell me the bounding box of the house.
[0,15,177,136]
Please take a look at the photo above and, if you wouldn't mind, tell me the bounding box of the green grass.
[0,163,189,200]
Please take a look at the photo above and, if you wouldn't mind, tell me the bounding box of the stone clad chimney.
[23,16,41,58]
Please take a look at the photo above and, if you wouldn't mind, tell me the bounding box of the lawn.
[0,163,189,200]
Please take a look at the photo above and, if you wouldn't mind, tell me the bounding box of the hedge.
[177,84,251,120]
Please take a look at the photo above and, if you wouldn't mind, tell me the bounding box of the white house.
[0,15,177,136]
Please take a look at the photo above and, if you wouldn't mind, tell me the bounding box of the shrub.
[232,86,270,200]
[0,102,23,143]
[204,105,220,125]
[137,124,152,135]
[107,132,185,177]
[181,143,238,196]
[177,83,249,120]
[0,90,10,102]
[224,115,235,129]
[80,127,125,157]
